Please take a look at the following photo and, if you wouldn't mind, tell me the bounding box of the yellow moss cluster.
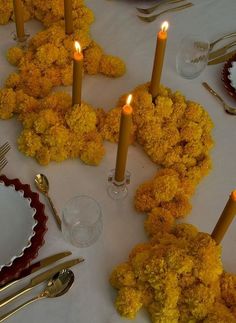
[100,84,213,219]
[3,0,125,99]
[15,91,105,165]
[110,223,236,322]
[0,0,31,25]
[5,22,125,98]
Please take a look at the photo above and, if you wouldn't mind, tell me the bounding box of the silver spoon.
[0,269,74,322]
[202,82,236,115]
[35,174,62,230]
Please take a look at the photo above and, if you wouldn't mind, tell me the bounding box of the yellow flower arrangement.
[15,91,105,165]
[110,222,236,322]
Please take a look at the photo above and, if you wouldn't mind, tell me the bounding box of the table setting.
[0,0,236,322]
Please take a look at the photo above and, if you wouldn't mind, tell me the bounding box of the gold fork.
[138,3,193,23]
[210,31,236,50]
[0,157,8,173]
[136,0,184,15]
[0,142,10,160]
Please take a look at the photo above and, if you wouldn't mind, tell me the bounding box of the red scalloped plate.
[222,53,236,101]
[0,175,47,285]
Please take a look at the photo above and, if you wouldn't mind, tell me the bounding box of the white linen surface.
[0,0,236,322]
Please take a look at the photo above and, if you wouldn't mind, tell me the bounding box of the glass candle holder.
[176,35,210,79]
[62,195,103,248]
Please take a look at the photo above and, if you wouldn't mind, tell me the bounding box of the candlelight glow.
[75,41,81,53]
[161,21,169,32]
[126,94,132,105]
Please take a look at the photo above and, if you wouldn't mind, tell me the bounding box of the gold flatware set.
[0,252,84,321]
[137,0,193,22]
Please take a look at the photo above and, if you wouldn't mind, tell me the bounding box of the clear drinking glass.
[176,35,210,79]
[62,195,103,248]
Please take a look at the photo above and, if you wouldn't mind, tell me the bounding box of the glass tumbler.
[176,35,210,79]
[62,195,103,248]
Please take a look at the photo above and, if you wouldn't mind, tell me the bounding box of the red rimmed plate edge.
[222,53,236,101]
[0,175,48,285]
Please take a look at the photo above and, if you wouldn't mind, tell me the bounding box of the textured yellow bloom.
[5,73,21,90]
[18,129,42,157]
[73,6,94,29]
[111,223,228,323]
[135,181,156,212]
[66,103,97,134]
[221,272,236,307]
[115,287,143,319]
[80,132,105,165]
[99,55,126,77]
[83,41,103,75]
[35,44,60,67]
[15,90,39,114]
[172,223,198,241]
[7,47,24,66]
[145,207,175,237]
[35,146,51,166]
[41,92,71,114]
[161,193,192,219]
[180,121,203,141]
[153,169,180,203]
[18,111,38,129]
[110,263,136,289]
[60,64,73,86]
[203,302,236,323]
[0,0,12,25]
[181,283,218,320]
[0,88,16,119]
[33,109,62,134]
[155,96,173,119]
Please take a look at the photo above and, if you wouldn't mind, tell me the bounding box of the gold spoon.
[0,269,74,322]
[35,174,62,230]
[202,82,236,115]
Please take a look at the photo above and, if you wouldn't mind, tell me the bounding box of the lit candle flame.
[161,21,169,32]
[126,94,132,105]
[75,41,81,53]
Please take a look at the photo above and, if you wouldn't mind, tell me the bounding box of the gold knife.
[0,258,84,308]
[0,251,72,292]
[208,50,236,65]
[208,41,236,60]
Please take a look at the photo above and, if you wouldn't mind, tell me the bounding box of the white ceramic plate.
[0,182,37,271]
[228,61,236,90]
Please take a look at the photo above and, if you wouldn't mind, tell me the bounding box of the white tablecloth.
[0,0,236,322]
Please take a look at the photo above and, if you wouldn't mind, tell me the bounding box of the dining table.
[0,0,236,322]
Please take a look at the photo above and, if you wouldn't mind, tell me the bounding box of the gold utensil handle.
[0,279,18,292]
[202,82,225,104]
[0,285,32,308]
[209,40,236,60]
[138,3,193,22]
[46,194,62,230]
[137,0,184,14]
[210,31,236,49]
[0,295,44,322]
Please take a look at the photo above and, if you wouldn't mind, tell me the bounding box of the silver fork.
[0,142,11,160]
[136,0,185,15]
[138,3,193,22]
[0,157,8,173]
